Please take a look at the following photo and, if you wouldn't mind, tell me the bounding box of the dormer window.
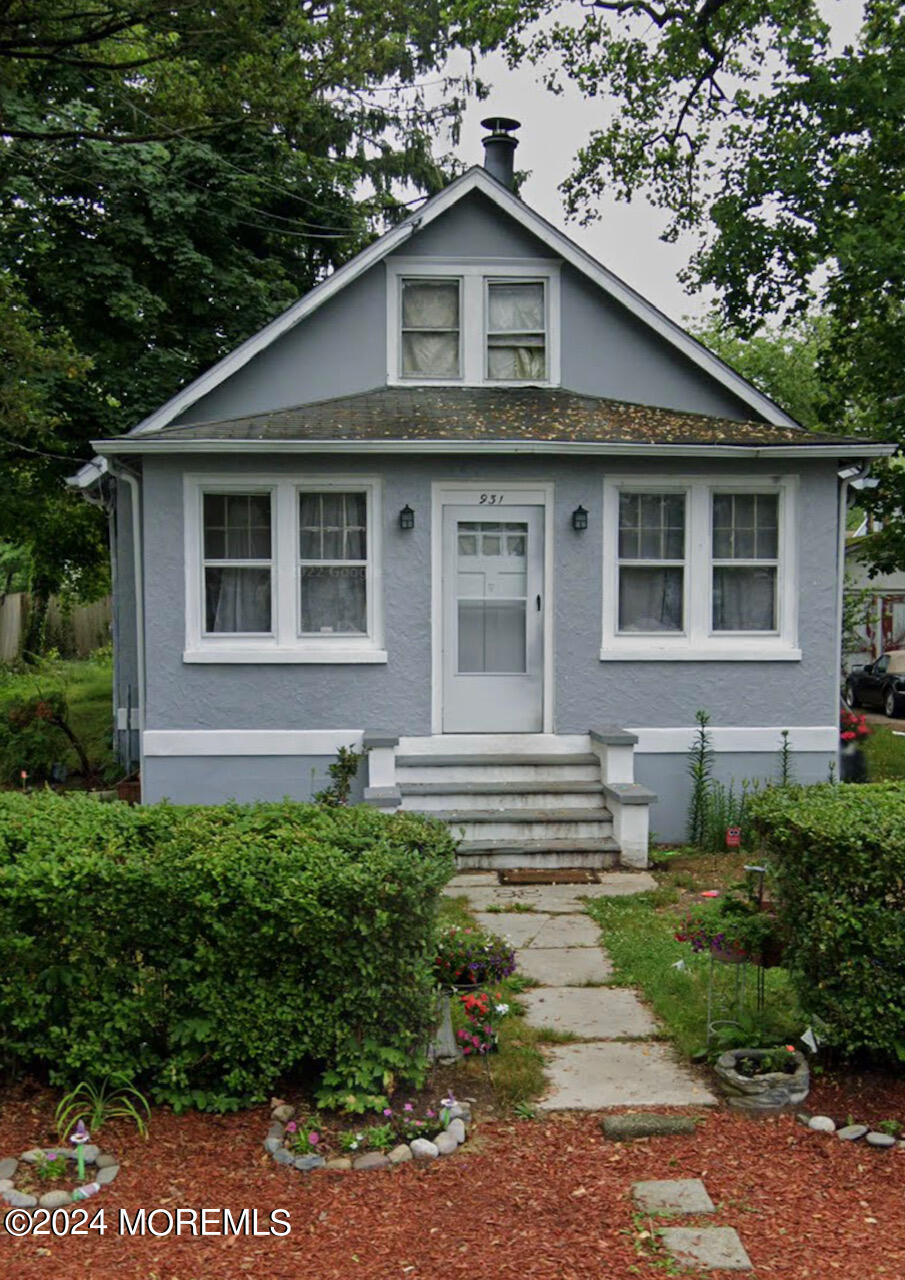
[401,278,461,379]
[387,259,560,386]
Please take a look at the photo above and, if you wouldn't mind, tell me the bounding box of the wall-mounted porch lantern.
[399,504,415,531]
[571,505,588,531]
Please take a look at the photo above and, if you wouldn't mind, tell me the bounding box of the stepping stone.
[474,912,549,947]
[632,1178,715,1215]
[603,1114,698,1141]
[521,987,656,1038]
[529,915,602,948]
[459,875,656,915]
[538,1042,718,1110]
[659,1226,753,1271]
[515,947,613,985]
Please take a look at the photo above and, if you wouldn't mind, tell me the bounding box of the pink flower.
[383,1108,393,1117]
[403,1103,413,1113]
[285,1121,297,1133]
[309,1131,320,1145]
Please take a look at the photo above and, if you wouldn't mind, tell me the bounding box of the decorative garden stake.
[726,826,741,848]
[70,1119,90,1181]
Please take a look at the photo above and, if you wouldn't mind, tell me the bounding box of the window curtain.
[618,567,684,632]
[487,282,545,380]
[401,280,459,377]
[301,566,367,634]
[713,567,776,631]
[205,568,271,633]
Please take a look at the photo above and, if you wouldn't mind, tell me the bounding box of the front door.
[441,504,545,732]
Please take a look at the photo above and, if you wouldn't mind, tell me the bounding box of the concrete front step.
[402,791,607,812]
[433,808,614,842]
[456,836,620,870]
[399,763,602,785]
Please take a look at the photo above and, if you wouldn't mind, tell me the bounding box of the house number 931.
[478,493,505,505]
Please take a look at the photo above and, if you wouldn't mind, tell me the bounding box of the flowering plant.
[433,924,516,988]
[840,708,871,744]
[456,988,510,1055]
[285,1116,322,1155]
[675,885,786,967]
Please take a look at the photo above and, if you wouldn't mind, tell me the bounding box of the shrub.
[0,793,456,1110]
[749,783,905,1062]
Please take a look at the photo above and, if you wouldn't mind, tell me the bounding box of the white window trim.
[601,474,800,661]
[184,473,386,663]
[386,258,561,388]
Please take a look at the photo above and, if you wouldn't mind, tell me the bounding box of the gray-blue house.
[74,121,891,866]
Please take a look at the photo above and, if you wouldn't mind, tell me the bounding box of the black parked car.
[843,651,905,718]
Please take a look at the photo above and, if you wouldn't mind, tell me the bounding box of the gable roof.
[128,166,800,438]
[94,387,894,460]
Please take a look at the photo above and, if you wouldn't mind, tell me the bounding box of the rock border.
[0,1146,120,1210]
[798,1112,905,1151]
[263,1103,472,1172]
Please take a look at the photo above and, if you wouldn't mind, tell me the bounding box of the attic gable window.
[387,259,560,387]
[486,281,546,381]
[401,278,461,379]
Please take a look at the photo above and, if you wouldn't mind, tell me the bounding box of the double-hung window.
[400,278,461,379]
[602,476,798,660]
[486,280,547,381]
[299,492,368,635]
[711,493,778,632]
[617,493,685,632]
[186,476,384,662]
[388,260,560,385]
[203,493,273,635]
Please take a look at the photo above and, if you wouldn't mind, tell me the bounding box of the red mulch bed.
[2,1074,905,1279]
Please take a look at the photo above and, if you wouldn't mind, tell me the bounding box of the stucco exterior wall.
[172,191,762,429]
[140,451,838,737]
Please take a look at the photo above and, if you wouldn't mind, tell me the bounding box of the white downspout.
[111,464,145,789]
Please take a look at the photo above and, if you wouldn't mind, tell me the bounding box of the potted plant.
[839,707,871,782]
[675,885,786,968]
[714,1044,810,1112]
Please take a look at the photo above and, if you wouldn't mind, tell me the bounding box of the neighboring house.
[72,120,892,866]
[845,513,905,671]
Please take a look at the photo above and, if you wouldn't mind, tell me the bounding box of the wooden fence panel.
[0,593,112,660]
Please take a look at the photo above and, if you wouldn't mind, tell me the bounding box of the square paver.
[473,912,549,948]
[537,1041,719,1109]
[521,986,657,1038]
[515,947,612,985]
[659,1227,752,1271]
[632,1179,715,1216]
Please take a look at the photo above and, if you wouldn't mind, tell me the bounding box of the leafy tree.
[688,312,829,430]
[471,0,904,563]
[1,1,481,622]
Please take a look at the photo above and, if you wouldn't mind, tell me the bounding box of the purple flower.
[285,1121,298,1133]
[309,1132,320,1146]
[403,1102,414,1113]
[382,1108,393,1117]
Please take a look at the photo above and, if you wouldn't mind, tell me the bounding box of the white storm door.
[442,504,544,732]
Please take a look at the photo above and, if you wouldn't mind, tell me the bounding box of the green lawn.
[0,653,116,781]
[863,724,905,781]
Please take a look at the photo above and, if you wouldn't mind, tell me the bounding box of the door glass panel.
[456,520,528,673]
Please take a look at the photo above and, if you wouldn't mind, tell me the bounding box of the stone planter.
[714,1048,809,1113]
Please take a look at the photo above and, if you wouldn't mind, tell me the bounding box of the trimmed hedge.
[0,793,456,1110]
[749,783,905,1062]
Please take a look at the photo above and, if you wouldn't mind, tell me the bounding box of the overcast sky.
[442,1,865,327]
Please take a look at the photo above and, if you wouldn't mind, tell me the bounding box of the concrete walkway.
[445,871,717,1110]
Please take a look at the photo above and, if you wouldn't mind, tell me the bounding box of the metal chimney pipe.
[481,117,520,189]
